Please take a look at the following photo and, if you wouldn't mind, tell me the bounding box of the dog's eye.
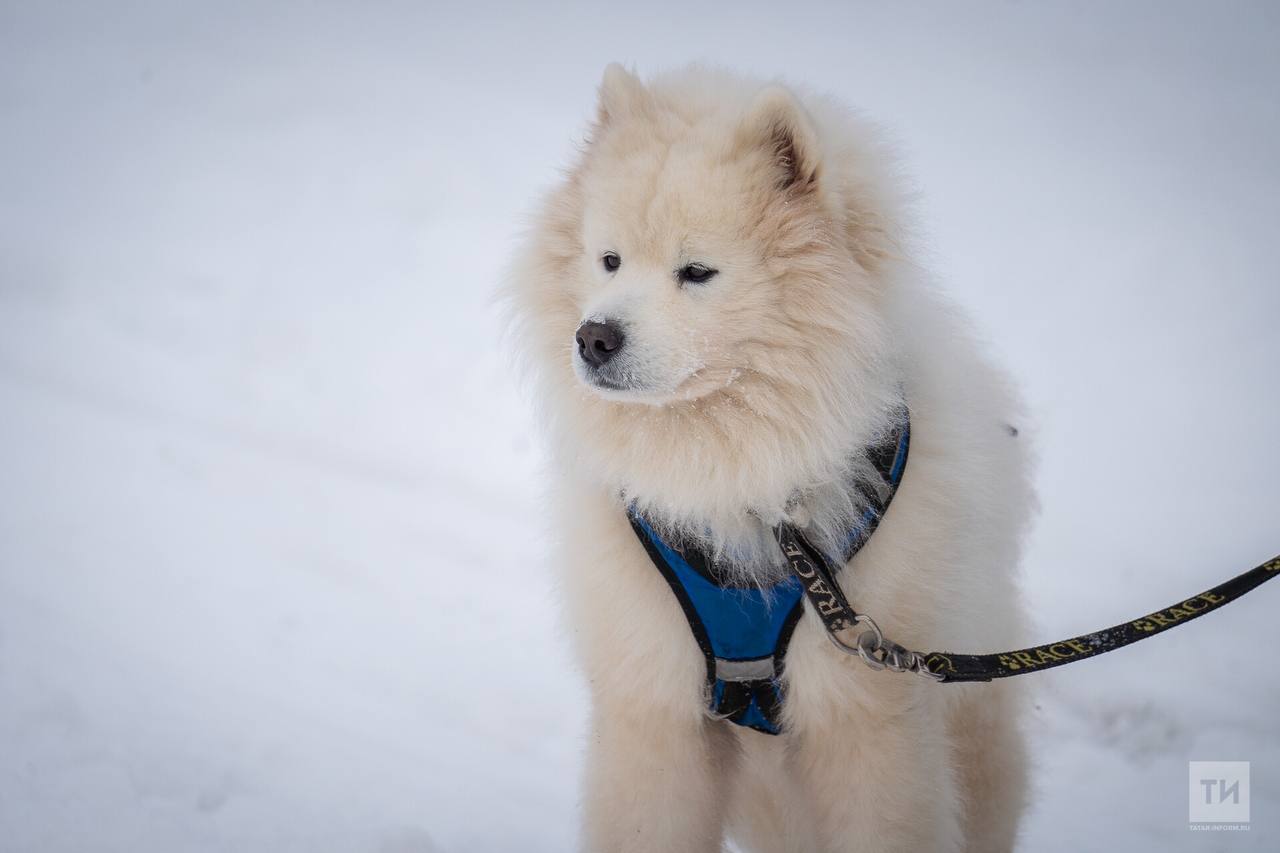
[678,263,718,285]
[601,252,621,273]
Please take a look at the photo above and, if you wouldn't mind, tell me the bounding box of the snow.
[1,2,1277,850]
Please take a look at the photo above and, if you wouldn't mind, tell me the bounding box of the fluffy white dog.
[506,64,1035,853]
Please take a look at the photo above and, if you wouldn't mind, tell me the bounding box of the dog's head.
[508,65,907,525]
[571,65,863,404]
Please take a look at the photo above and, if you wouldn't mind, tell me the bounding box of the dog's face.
[566,66,839,406]
[509,65,902,526]
[572,135,778,403]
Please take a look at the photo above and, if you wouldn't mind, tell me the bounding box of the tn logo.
[1198,777,1241,805]
[1188,761,1249,826]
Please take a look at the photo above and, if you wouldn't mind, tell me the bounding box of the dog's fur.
[505,65,1035,853]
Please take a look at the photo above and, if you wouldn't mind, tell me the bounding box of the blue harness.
[628,418,910,735]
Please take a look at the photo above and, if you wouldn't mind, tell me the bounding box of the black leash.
[778,524,1280,683]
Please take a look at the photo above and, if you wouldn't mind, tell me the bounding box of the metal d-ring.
[821,609,944,681]
[823,617,883,665]
[855,625,890,671]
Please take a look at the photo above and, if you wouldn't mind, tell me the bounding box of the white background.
[1,1,1277,850]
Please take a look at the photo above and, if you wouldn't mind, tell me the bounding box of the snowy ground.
[2,2,1278,851]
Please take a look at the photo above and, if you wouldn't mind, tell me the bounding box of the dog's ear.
[595,63,651,127]
[736,86,821,194]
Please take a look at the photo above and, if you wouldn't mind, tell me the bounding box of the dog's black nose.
[576,321,625,367]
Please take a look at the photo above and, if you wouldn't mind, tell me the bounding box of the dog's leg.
[950,681,1028,853]
[582,697,733,853]
[725,732,819,853]
[793,683,963,853]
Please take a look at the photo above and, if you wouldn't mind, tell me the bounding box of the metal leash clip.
[829,613,944,681]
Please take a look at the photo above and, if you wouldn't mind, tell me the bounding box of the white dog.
[506,64,1035,853]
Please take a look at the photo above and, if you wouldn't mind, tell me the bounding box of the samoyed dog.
[506,64,1034,852]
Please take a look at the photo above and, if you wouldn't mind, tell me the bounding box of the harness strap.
[627,413,912,733]
[629,513,805,734]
